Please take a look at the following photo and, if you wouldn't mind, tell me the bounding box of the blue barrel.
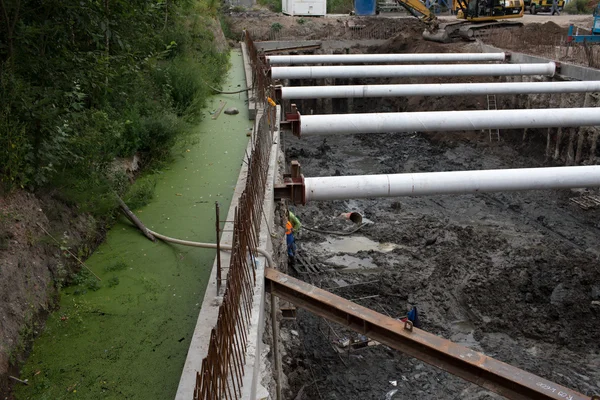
[355,0,377,15]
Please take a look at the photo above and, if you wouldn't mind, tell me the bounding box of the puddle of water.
[450,320,480,350]
[324,254,378,270]
[314,236,398,254]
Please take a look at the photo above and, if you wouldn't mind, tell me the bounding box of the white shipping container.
[282,0,326,16]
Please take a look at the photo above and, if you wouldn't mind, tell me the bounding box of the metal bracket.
[279,103,301,137]
[404,320,413,332]
[274,160,306,205]
[273,85,282,102]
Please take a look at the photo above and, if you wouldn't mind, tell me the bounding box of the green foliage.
[52,170,117,218]
[220,15,238,41]
[123,175,157,210]
[297,17,307,24]
[564,0,593,13]
[328,0,354,13]
[0,0,228,215]
[71,270,101,294]
[271,22,284,32]
[257,0,283,12]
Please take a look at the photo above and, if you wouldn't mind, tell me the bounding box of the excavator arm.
[393,0,439,26]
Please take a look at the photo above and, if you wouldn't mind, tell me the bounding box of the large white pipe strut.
[270,63,556,80]
[281,81,600,99]
[299,108,600,136]
[267,53,506,65]
[304,166,600,202]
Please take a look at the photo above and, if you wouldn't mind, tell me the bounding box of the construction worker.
[551,0,560,15]
[286,211,301,265]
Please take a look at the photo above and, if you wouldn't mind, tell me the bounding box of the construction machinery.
[566,3,600,43]
[394,0,524,41]
[524,0,564,14]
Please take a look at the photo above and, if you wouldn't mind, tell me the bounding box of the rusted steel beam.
[265,268,592,400]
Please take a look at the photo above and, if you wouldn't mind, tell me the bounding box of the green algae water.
[15,50,250,400]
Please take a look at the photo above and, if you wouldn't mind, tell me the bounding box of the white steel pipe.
[271,63,556,80]
[267,53,506,65]
[282,81,600,99]
[304,166,600,202]
[300,108,600,136]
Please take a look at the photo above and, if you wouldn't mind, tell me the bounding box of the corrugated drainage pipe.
[267,53,506,64]
[300,108,600,136]
[303,166,600,202]
[270,62,556,79]
[281,81,600,99]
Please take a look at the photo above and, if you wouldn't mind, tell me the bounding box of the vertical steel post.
[215,201,221,294]
[271,281,282,400]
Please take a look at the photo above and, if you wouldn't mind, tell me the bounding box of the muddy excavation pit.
[277,36,600,400]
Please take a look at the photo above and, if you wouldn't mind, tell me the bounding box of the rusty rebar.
[195,57,276,398]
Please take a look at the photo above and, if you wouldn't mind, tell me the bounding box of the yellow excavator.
[395,0,524,42]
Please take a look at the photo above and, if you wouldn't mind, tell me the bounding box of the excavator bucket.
[422,26,451,42]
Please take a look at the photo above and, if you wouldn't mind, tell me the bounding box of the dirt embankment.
[0,191,102,397]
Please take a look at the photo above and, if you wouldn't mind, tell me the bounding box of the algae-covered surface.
[15,50,250,400]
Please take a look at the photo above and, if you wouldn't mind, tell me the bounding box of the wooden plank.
[212,100,227,120]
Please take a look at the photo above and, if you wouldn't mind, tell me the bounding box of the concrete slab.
[241,41,259,120]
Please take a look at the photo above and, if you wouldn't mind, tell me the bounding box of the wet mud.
[281,118,600,398]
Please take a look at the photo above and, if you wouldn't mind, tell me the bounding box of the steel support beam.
[266,52,507,64]
[304,166,600,202]
[270,62,556,80]
[296,108,600,137]
[277,81,600,100]
[265,268,591,400]
[274,163,600,204]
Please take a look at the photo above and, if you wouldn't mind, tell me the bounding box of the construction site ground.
[282,126,600,398]
[225,12,600,400]
[230,11,598,67]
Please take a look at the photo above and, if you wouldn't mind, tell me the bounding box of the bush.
[564,0,594,13]
[328,0,354,13]
[123,175,157,210]
[257,0,283,12]
[0,0,229,216]
[0,110,30,193]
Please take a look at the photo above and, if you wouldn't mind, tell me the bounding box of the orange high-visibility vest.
[286,221,293,235]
